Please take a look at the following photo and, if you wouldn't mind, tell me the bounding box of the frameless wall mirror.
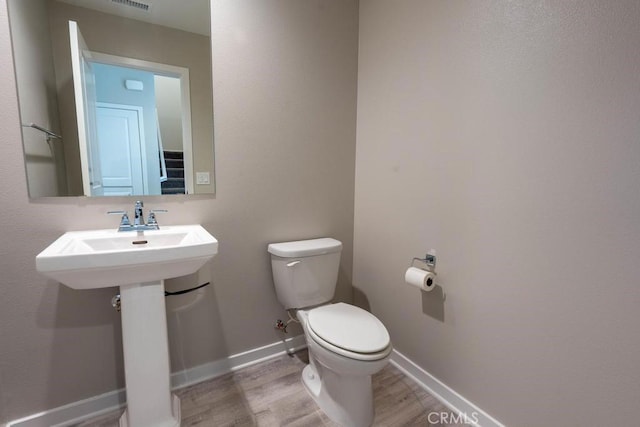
[7,0,214,197]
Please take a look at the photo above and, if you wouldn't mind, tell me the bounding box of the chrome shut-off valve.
[111,294,121,313]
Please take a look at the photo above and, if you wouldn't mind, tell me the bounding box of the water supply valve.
[275,319,288,333]
[111,294,121,312]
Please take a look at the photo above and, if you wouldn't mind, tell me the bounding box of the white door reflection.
[69,21,193,196]
[96,104,145,196]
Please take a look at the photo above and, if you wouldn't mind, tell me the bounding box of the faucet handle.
[147,209,167,226]
[107,210,131,229]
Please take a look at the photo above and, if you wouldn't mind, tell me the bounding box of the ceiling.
[56,0,211,36]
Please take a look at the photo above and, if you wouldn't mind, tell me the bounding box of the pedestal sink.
[36,225,218,427]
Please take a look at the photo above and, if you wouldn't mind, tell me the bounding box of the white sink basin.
[36,223,218,426]
[36,225,218,289]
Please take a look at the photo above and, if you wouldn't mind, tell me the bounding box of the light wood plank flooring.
[75,350,463,427]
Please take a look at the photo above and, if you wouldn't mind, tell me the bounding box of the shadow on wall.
[421,286,445,322]
[0,361,7,423]
[332,264,353,306]
[352,286,371,312]
[33,259,229,413]
[165,263,230,374]
[354,282,446,322]
[37,282,125,411]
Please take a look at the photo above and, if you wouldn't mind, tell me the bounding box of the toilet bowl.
[268,238,392,427]
[298,304,391,427]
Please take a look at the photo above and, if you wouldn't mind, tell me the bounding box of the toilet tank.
[268,238,342,310]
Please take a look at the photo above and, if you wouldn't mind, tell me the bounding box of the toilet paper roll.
[404,267,436,292]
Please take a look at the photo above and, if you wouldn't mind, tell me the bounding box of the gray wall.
[354,1,640,425]
[0,0,358,422]
[6,0,639,425]
[155,76,183,152]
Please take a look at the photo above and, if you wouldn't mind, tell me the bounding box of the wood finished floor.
[75,350,463,427]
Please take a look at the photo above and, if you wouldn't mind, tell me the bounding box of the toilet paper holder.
[411,253,436,270]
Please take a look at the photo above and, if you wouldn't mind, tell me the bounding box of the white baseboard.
[390,349,505,427]
[6,335,307,427]
[6,338,502,427]
[170,334,307,389]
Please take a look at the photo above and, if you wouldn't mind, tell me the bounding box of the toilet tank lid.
[268,238,342,258]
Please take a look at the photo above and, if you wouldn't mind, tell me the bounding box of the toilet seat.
[307,303,391,361]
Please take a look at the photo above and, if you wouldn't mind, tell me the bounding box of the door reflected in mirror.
[7,0,214,197]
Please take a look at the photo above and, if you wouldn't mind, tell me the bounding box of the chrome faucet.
[134,201,145,227]
[108,201,167,232]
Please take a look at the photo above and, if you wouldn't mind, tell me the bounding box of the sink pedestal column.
[119,280,180,427]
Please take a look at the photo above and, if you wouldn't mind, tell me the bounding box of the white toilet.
[268,237,392,427]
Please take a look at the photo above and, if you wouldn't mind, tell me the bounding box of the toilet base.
[301,364,374,427]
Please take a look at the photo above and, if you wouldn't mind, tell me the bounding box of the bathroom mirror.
[7,0,214,197]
